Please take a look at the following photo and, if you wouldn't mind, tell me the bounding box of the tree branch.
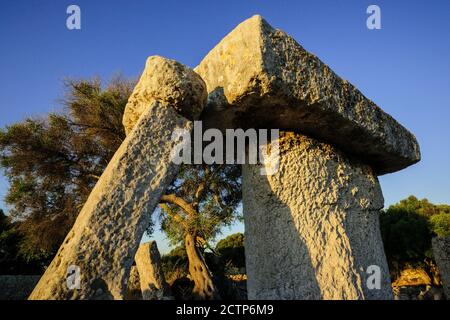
[160,194,197,220]
[159,203,188,229]
[86,174,101,180]
[193,164,224,208]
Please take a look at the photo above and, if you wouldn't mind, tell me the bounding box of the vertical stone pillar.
[29,57,206,300]
[135,241,171,300]
[432,237,450,298]
[243,132,393,300]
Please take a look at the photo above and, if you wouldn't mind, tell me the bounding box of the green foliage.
[161,245,189,281]
[380,207,432,263]
[0,74,242,280]
[429,213,450,237]
[380,195,450,269]
[216,232,244,251]
[215,233,245,270]
[161,233,246,280]
[158,164,242,247]
[0,77,134,258]
[388,196,450,219]
[0,209,48,274]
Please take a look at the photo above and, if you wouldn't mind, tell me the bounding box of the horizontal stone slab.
[195,15,420,175]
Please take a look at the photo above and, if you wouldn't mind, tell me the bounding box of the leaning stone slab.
[243,132,393,299]
[195,15,420,175]
[135,241,171,300]
[432,237,450,298]
[29,56,206,300]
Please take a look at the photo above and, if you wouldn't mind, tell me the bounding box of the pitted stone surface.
[243,132,393,300]
[126,266,142,300]
[123,56,207,135]
[432,237,450,298]
[29,57,206,300]
[196,15,420,175]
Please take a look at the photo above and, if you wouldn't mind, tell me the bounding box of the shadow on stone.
[243,132,393,300]
[91,278,114,300]
[243,164,321,299]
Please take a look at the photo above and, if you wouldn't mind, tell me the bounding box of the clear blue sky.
[1,0,449,253]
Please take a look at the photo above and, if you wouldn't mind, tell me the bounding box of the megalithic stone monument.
[29,56,207,300]
[196,15,420,299]
[242,133,389,299]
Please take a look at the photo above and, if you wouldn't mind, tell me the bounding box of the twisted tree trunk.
[185,233,220,300]
[160,194,220,300]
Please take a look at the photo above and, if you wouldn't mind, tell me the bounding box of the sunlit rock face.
[196,15,420,300]
[243,132,393,300]
[29,56,206,300]
[135,241,172,300]
[195,15,420,175]
[29,14,420,301]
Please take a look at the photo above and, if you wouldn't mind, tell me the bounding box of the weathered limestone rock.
[135,241,171,300]
[29,56,207,300]
[392,267,432,287]
[123,57,206,135]
[126,266,142,300]
[243,132,393,299]
[196,15,420,175]
[196,15,418,300]
[432,237,450,298]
